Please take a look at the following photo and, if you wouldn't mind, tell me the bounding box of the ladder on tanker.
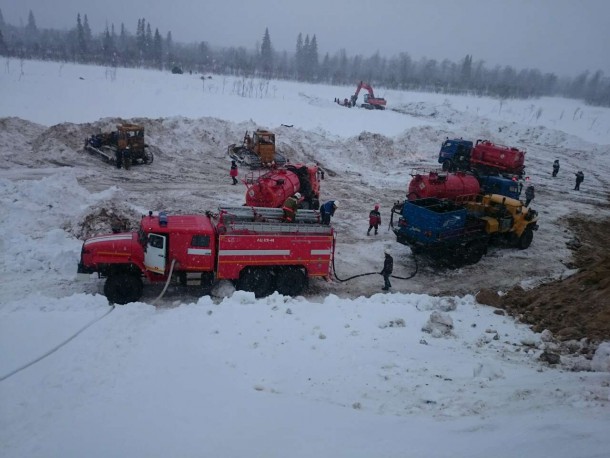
[218,206,331,234]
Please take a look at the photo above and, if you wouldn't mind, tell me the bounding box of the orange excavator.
[350,81,387,110]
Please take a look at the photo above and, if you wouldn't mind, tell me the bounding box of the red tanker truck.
[407,170,480,201]
[77,207,334,303]
[438,139,526,176]
[407,170,521,201]
[245,163,323,209]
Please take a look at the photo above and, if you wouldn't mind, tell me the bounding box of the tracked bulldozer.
[228,130,288,169]
[84,123,154,169]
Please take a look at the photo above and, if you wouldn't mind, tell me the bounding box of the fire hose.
[331,242,418,283]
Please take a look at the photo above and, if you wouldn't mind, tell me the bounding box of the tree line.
[1,9,608,107]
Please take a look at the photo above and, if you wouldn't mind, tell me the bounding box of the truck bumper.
[77,262,96,274]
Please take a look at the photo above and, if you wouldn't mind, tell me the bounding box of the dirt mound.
[478,217,610,346]
[67,205,141,240]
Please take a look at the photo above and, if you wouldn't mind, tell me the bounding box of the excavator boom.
[350,81,386,110]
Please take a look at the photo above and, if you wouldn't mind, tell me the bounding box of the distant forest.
[1,9,609,107]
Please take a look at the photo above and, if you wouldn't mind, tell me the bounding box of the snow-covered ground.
[0,60,609,457]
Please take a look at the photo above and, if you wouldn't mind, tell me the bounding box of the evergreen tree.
[165,31,173,64]
[295,33,303,79]
[303,34,310,80]
[26,10,38,36]
[76,13,87,57]
[460,54,472,87]
[136,18,146,58]
[308,34,319,80]
[102,26,115,62]
[145,23,153,59]
[198,41,211,69]
[260,27,273,77]
[0,29,7,56]
[0,8,5,28]
[83,14,92,43]
[153,28,163,68]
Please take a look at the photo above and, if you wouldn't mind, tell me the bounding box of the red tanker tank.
[407,171,480,201]
[471,140,525,175]
[245,163,322,209]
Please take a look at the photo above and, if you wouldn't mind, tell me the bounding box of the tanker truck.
[390,194,539,267]
[407,170,520,201]
[438,138,526,177]
[245,163,323,210]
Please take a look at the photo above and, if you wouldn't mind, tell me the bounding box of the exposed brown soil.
[477,217,610,345]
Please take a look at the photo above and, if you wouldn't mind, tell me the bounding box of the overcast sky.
[1,0,608,78]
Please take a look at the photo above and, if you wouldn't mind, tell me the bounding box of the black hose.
[332,246,419,283]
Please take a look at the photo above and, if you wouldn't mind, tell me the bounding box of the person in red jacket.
[230,160,238,185]
[367,204,381,236]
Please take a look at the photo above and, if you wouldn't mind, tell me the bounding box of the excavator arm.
[351,81,384,108]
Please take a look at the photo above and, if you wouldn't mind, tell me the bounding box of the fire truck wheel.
[518,228,534,250]
[104,274,143,305]
[275,268,307,296]
[237,268,275,298]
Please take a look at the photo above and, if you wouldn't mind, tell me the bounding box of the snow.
[0,59,609,457]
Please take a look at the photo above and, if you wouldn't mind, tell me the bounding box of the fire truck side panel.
[216,234,333,279]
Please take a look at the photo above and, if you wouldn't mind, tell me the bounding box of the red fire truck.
[77,207,335,304]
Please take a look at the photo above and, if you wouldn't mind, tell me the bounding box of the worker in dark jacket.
[282,193,301,222]
[367,204,381,236]
[524,185,535,207]
[230,160,238,185]
[380,249,394,291]
[552,160,560,177]
[574,171,584,190]
[319,200,339,225]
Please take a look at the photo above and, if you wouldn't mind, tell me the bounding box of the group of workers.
[516,159,586,208]
[550,160,585,190]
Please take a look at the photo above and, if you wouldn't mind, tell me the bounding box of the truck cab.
[78,211,218,304]
[438,139,473,171]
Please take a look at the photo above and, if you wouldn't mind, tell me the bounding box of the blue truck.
[391,194,539,267]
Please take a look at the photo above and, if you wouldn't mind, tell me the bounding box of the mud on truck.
[77,206,335,304]
[390,194,539,267]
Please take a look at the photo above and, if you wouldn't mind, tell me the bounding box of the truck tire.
[237,267,275,298]
[441,160,452,171]
[518,228,534,250]
[275,268,307,296]
[104,274,143,305]
[463,240,487,265]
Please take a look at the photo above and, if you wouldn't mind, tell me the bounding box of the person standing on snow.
[380,249,394,291]
[574,171,584,190]
[282,193,301,222]
[552,160,560,177]
[230,160,238,185]
[319,200,339,225]
[524,184,535,207]
[367,204,381,236]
